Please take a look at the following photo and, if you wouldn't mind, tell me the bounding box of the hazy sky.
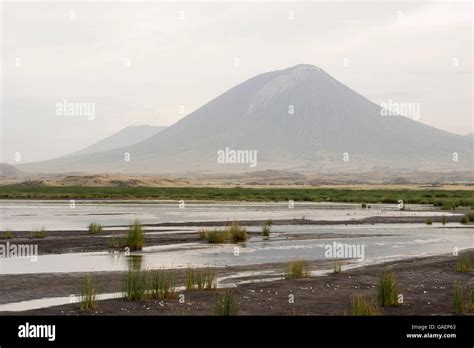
[1,1,472,163]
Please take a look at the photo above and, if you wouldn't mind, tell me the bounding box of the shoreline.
[2,249,472,315]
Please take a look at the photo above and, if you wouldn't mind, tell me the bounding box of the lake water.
[0,200,455,231]
[1,223,472,275]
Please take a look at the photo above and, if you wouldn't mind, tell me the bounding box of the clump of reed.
[461,213,471,224]
[88,222,103,235]
[199,222,248,244]
[455,253,472,273]
[262,224,271,239]
[351,295,380,316]
[185,268,216,291]
[199,229,227,244]
[123,268,180,300]
[79,274,97,311]
[453,282,465,314]
[228,222,248,243]
[149,269,177,299]
[2,229,12,239]
[123,269,148,300]
[125,220,144,251]
[214,290,239,316]
[33,227,47,239]
[284,260,310,279]
[377,269,399,307]
[452,282,474,314]
[333,260,343,274]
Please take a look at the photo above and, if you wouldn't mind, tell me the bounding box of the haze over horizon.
[1,1,473,164]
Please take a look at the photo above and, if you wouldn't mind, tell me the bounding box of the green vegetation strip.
[0,186,473,208]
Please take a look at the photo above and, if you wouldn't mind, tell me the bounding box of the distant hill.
[0,163,22,177]
[66,125,166,157]
[17,65,472,174]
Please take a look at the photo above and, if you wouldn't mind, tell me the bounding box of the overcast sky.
[1,1,472,163]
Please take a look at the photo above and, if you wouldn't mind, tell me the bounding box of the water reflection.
[127,255,143,271]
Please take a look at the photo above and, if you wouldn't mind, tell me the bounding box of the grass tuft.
[351,295,380,316]
[333,260,343,274]
[455,253,472,273]
[184,268,216,291]
[285,260,310,279]
[199,222,248,244]
[149,269,177,299]
[453,282,464,314]
[214,290,239,316]
[123,269,148,300]
[33,227,47,239]
[262,224,271,239]
[199,229,227,243]
[377,269,399,307]
[2,229,12,239]
[125,220,144,251]
[88,222,103,235]
[461,214,470,224]
[469,287,474,311]
[79,274,97,311]
[228,222,248,243]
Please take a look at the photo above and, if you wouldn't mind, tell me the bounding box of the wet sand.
[3,250,473,316]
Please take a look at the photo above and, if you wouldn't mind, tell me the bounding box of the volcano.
[18,64,472,174]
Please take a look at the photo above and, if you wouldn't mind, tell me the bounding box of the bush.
[426,218,432,225]
[461,214,470,224]
[2,230,12,239]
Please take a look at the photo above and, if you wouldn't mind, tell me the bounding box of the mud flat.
[1,250,473,316]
